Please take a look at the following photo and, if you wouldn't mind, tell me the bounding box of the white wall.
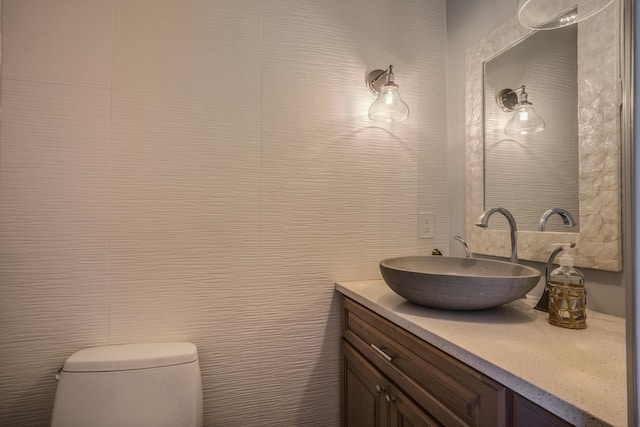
[0,0,448,425]
[446,0,515,257]
[446,0,626,317]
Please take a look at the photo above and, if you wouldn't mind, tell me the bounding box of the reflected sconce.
[517,0,614,30]
[496,85,545,136]
[365,65,410,123]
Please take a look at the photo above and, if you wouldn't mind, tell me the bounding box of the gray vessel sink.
[379,256,541,310]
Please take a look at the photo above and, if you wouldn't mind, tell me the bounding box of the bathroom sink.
[379,256,541,310]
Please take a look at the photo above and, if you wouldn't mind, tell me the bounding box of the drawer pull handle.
[371,344,393,362]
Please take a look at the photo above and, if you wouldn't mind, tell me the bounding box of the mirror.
[483,26,580,233]
[465,1,622,271]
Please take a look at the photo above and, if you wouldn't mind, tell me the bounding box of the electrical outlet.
[419,212,435,239]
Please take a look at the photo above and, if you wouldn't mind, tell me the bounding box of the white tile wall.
[2,0,113,87]
[0,0,448,425]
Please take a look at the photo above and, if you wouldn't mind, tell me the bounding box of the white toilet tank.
[51,342,203,427]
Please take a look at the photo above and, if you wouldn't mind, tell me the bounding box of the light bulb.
[518,109,529,121]
[385,90,394,105]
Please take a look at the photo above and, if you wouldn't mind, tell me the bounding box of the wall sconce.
[365,65,410,123]
[517,0,614,30]
[496,85,545,136]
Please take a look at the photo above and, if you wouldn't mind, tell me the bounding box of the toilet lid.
[63,342,198,372]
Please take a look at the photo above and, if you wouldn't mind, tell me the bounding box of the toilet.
[51,342,203,427]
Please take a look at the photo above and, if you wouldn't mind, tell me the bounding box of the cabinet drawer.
[343,296,507,427]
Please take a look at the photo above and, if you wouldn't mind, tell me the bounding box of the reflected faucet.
[475,207,518,263]
[538,208,577,231]
[453,235,472,258]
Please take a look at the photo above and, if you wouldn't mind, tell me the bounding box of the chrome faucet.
[453,235,472,258]
[538,208,576,231]
[475,207,518,263]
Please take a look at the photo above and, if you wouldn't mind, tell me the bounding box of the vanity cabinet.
[343,340,439,427]
[341,296,572,427]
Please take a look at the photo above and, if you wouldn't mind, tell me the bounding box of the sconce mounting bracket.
[496,88,518,112]
[366,69,387,95]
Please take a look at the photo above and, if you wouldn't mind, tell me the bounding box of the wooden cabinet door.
[343,340,440,427]
[512,394,573,427]
[343,340,389,427]
[388,385,441,427]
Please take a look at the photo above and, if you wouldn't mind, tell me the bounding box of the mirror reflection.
[483,26,580,232]
[465,1,622,271]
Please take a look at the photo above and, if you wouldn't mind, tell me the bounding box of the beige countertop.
[335,280,627,427]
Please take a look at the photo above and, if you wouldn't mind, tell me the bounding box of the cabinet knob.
[385,394,396,405]
[376,385,387,393]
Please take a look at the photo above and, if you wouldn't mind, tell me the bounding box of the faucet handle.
[453,235,472,258]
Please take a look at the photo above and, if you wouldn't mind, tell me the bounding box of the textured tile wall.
[0,0,448,425]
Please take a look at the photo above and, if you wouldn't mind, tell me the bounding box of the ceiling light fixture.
[365,65,410,123]
[517,0,614,30]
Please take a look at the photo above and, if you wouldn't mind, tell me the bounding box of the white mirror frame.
[465,4,622,271]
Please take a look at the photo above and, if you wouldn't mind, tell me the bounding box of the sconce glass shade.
[366,66,410,123]
[517,0,614,30]
[368,83,410,123]
[504,102,545,136]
